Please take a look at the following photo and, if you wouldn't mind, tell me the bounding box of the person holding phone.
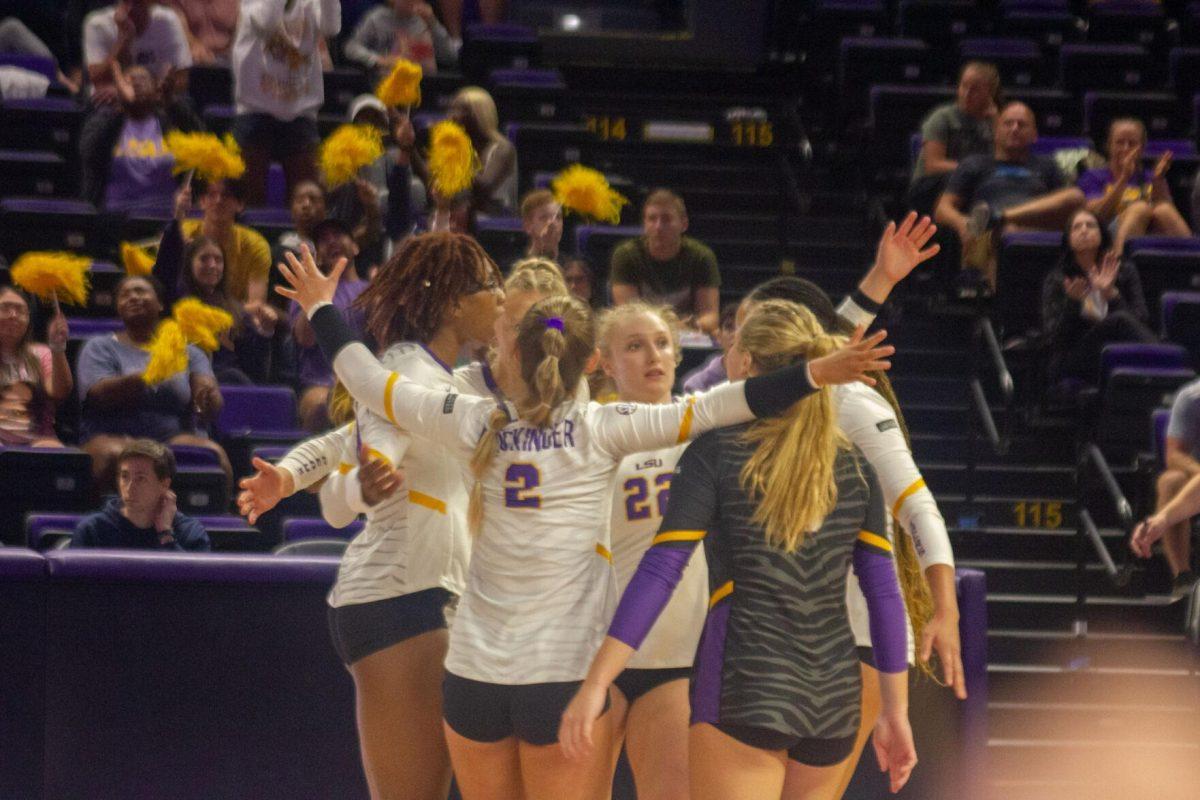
[71,438,210,551]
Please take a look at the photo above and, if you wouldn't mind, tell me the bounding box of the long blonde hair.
[468,295,595,533]
[736,300,848,553]
[595,301,683,366]
[453,86,502,141]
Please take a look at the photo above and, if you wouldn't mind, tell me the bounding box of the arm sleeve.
[607,438,718,648]
[837,289,882,329]
[919,106,951,144]
[244,229,272,284]
[166,11,193,68]
[327,404,412,516]
[342,10,380,67]
[697,244,720,288]
[185,345,214,378]
[319,426,367,527]
[76,338,119,400]
[852,463,908,674]
[841,389,953,570]
[318,0,342,38]
[277,423,354,491]
[240,0,287,37]
[310,304,487,452]
[82,14,112,66]
[70,517,97,548]
[175,516,210,551]
[1117,262,1149,323]
[608,241,639,285]
[1167,386,1199,445]
[428,18,457,65]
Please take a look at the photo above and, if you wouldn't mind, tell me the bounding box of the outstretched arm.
[839,213,940,328]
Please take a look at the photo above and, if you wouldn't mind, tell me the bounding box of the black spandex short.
[327,588,453,666]
[612,667,691,705]
[442,672,611,746]
[712,723,857,767]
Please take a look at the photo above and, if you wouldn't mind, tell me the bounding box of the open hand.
[1153,150,1173,181]
[558,681,609,762]
[919,611,967,700]
[1063,276,1089,302]
[275,244,346,313]
[873,712,918,793]
[1131,513,1168,558]
[809,326,894,387]
[1091,251,1120,296]
[237,456,295,524]
[47,311,69,351]
[358,445,404,506]
[871,212,941,287]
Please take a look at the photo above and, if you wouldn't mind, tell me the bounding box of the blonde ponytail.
[468,406,510,534]
[736,301,847,552]
[526,325,565,427]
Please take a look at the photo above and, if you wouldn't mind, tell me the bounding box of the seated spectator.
[1040,208,1157,389]
[288,220,369,432]
[230,0,341,206]
[83,0,192,104]
[416,87,517,217]
[155,205,278,384]
[609,189,720,333]
[161,0,239,66]
[178,178,272,308]
[344,0,456,78]
[0,286,71,447]
[563,258,598,308]
[936,101,1085,290]
[908,61,999,215]
[681,303,738,394]
[71,438,210,551]
[520,189,563,263]
[0,16,80,93]
[79,63,200,212]
[1079,118,1192,254]
[76,274,229,488]
[276,179,327,264]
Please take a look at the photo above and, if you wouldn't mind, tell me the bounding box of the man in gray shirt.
[907,61,999,214]
[343,0,456,78]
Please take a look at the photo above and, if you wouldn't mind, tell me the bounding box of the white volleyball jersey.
[277,423,354,491]
[326,343,475,609]
[834,382,953,658]
[609,441,707,669]
[331,342,758,684]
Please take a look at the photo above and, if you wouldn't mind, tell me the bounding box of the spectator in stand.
[936,101,1085,292]
[76,274,229,489]
[1040,208,1157,389]
[0,286,71,447]
[1131,378,1200,598]
[609,189,720,333]
[71,439,210,551]
[83,0,192,104]
[155,193,278,384]
[178,178,273,316]
[276,180,327,264]
[908,61,1000,215]
[0,17,80,93]
[1079,118,1192,255]
[230,0,342,206]
[288,221,368,431]
[520,189,563,264]
[79,63,200,212]
[416,87,516,217]
[161,0,240,66]
[433,0,506,45]
[681,303,739,394]
[563,258,599,308]
[343,0,456,79]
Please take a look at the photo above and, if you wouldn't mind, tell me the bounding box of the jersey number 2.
[504,464,541,509]
[624,473,671,521]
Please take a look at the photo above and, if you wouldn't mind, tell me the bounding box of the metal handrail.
[967,316,1013,462]
[978,316,1014,404]
[1075,445,1136,627]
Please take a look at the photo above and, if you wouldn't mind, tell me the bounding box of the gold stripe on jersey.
[409,490,447,514]
[365,448,393,467]
[337,462,353,475]
[651,529,706,546]
[383,371,400,426]
[891,478,926,519]
[676,396,697,443]
[709,580,734,608]
[857,530,893,554]
[595,542,613,563]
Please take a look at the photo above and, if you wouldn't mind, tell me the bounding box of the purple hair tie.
[544,316,565,331]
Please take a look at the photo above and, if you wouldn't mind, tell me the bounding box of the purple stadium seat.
[251,445,291,462]
[1059,44,1153,92]
[1013,87,1079,134]
[1083,91,1186,139]
[898,0,984,62]
[489,68,565,88]
[1,448,92,546]
[0,97,83,156]
[1087,1,1168,49]
[216,386,303,439]
[868,84,955,168]
[1152,407,1171,466]
[1101,343,1190,376]
[1124,236,1200,255]
[806,1,891,67]
[959,37,1046,87]
[998,8,1083,53]
[996,231,1062,336]
[266,163,287,208]
[0,198,99,259]
[171,445,222,468]
[475,216,528,266]
[460,23,541,80]
[487,67,571,121]
[1029,135,1089,155]
[26,513,84,550]
[65,317,122,338]
[1169,48,1200,98]
[1130,248,1200,311]
[0,150,68,198]
[838,38,932,121]
[955,568,988,790]
[576,225,641,278]
[1161,291,1200,354]
[202,103,235,135]
[320,68,371,115]
[1143,140,1199,158]
[0,54,56,82]
[1100,357,1196,454]
[239,207,293,243]
[282,517,364,542]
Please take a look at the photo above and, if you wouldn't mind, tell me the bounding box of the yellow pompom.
[165,131,246,182]
[319,124,385,188]
[120,241,156,277]
[427,120,480,198]
[551,164,629,225]
[10,251,91,306]
[172,297,234,353]
[375,58,422,108]
[142,319,189,385]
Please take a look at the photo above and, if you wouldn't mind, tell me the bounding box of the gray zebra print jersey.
[607,423,908,743]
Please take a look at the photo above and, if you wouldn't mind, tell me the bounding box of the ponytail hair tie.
[544,316,565,331]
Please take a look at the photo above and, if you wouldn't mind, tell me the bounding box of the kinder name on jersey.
[497,420,577,452]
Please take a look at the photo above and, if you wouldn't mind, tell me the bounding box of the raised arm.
[559,437,719,761]
[840,212,941,328]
